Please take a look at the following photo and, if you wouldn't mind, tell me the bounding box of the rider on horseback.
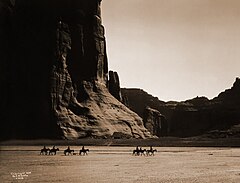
[40,146,49,155]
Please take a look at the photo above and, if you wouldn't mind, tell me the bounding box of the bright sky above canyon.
[102,0,240,101]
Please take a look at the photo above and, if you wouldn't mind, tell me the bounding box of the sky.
[101,0,240,101]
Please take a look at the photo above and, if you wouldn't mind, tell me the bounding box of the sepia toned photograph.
[0,0,240,182]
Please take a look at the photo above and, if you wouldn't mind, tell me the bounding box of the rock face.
[143,106,168,137]
[108,71,122,102]
[121,89,168,137]
[122,78,240,137]
[0,0,152,139]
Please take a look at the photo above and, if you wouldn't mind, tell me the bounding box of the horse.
[64,149,74,155]
[132,149,146,156]
[79,149,89,155]
[132,149,138,155]
[139,149,146,156]
[49,148,59,155]
[40,148,50,155]
[146,149,157,156]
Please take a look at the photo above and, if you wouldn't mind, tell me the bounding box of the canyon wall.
[0,0,152,139]
[122,78,240,137]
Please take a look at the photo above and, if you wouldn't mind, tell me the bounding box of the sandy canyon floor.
[0,146,240,183]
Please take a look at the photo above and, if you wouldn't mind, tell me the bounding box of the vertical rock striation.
[143,106,168,137]
[108,71,122,102]
[0,0,153,139]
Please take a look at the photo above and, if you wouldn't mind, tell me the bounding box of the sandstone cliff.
[0,0,152,139]
[122,78,240,137]
[143,106,168,137]
[108,70,122,102]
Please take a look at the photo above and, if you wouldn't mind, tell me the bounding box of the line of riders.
[40,146,157,156]
[132,146,157,156]
[40,146,89,156]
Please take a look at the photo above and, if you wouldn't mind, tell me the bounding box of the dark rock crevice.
[0,0,152,139]
[108,71,122,102]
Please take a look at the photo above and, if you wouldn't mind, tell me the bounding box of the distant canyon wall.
[122,78,240,137]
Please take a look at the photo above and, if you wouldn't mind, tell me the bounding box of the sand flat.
[0,146,240,182]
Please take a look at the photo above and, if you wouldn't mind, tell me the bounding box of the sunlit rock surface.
[0,0,152,139]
